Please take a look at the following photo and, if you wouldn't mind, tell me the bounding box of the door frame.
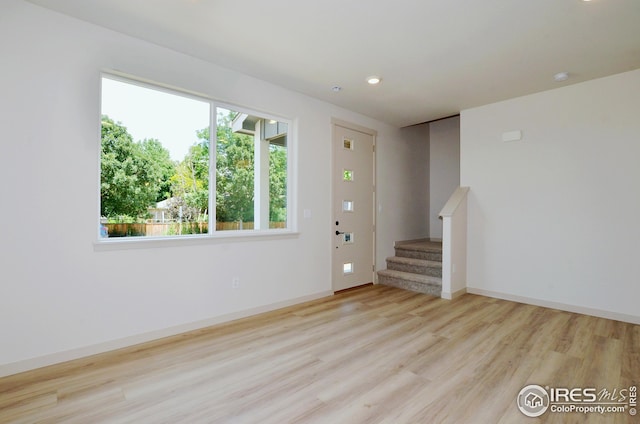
[330,118,377,292]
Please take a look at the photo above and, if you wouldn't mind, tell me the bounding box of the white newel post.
[439,187,470,300]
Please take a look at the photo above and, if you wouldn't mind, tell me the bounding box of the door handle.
[336,230,345,235]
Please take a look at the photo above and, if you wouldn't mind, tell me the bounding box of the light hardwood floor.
[1,285,638,423]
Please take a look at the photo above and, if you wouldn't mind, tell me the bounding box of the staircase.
[377,240,442,297]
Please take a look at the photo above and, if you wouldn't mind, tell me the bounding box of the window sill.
[93,229,300,251]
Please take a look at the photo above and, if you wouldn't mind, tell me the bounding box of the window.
[99,75,290,239]
[342,200,354,212]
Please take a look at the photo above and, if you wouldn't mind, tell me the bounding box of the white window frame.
[95,72,297,250]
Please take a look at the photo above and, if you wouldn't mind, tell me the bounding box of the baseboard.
[441,287,467,300]
[429,237,443,243]
[0,290,334,378]
[467,287,640,325]
[334,282,374,294]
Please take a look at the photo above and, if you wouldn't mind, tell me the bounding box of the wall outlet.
[232,277,240,288]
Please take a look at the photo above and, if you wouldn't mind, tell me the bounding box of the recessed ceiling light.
[366,76,381,85]
[554,72,569,82]
[331,85,342,92]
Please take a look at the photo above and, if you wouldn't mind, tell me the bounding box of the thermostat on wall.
[502,130,522,142]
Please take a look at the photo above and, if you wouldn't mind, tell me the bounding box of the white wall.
[429,116,460,239]
[373,123,429,277]
[0,0,429,375]
[461,69,640,323]
[374,123,429,268]
[403,124,430,241]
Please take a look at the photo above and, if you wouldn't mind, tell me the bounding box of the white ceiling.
[25,0,640,127]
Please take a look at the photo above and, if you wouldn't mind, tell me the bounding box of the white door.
[332,123,375,291]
